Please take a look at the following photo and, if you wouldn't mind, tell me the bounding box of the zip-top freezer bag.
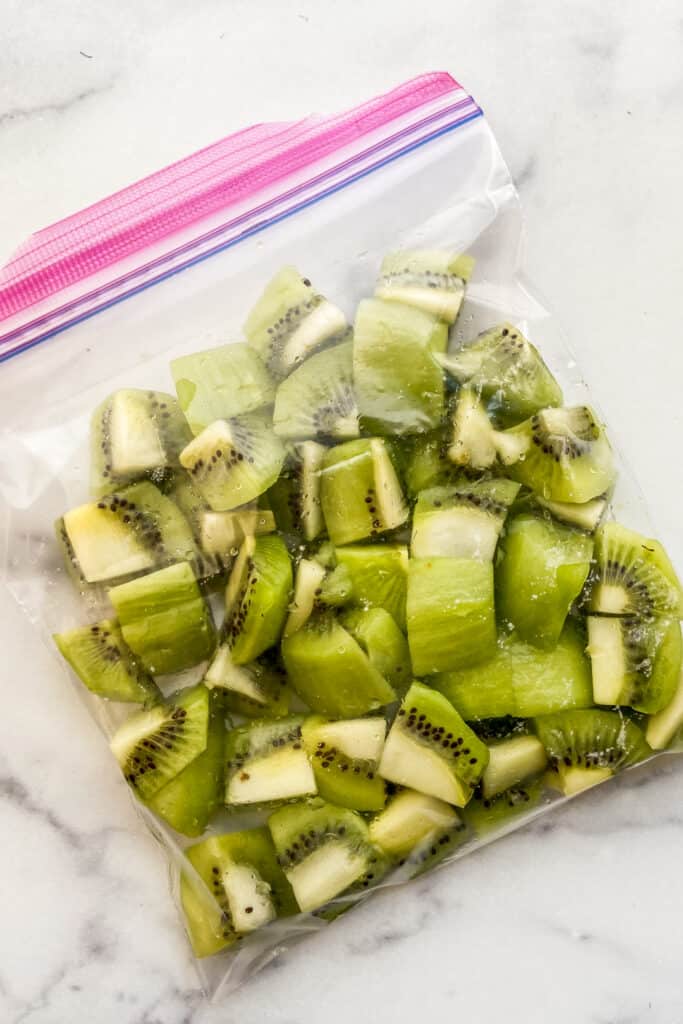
[1,73,682,1001]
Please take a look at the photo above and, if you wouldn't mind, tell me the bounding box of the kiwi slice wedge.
[369,788,461,859]
[223,534,292,664]
[646,666,683,750]
[497,406,616,503]
[496,513,594,648]
[379,682,489,806]
[535,708,651,796]
[536,494,608,533]
[480,735,547,800]
[587,615,682,714]
[179,412,285,512]
[437,323,562,423]
[406,557,496,674]
[204,644,290,718]
[181,826,297,957]
[224,716,317,807]
[434,621,593,719]
[109,561,215,676]
[341,606,410,693]
[447,387,502,469]
[171,342,275,435]
[268,440,326,542]
[302,716,387,811]
[268,800,377,913]
[284,558,353,638]
[589,522,683,617]
[59,481,198,585]
[272,340,359,440]
[334,544,408,631]
[374,250,474,323]
[398,427,463,497]
[53,619,160,703]
[411,478,520,560]
[320,437,408,546]
[146,689,225,836]
[353,297,447,434]
[244,266,348,378]
[90,388,191,496]
[110,683,210,799]
[463,776,546,837]
[281,614,396,718]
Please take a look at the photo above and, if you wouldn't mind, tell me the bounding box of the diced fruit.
[335,544,408,631]
[375,250,473,323]
[411,478,520,560]
[646,666,683,749]
[589,522,683,617]
[224,717,316,807]
[587,615,682,713]
[320,438,408,545]
[223,534,292,664]
[447,387,500,469]
[463,776,546,836]
[536,494,608,532]
[302,717,387,811]
[481,735,547,800]
[204,645,290,718]
[171,343,275,435]
[341,606,410,692]
[398,428,460,496]
[273,340,358,439]
[268,440,326,541]
[369,788,460,858]
[284,558,353,638]
[53,619,160,703]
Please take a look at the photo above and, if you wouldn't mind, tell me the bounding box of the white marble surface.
[2,2,683,1022]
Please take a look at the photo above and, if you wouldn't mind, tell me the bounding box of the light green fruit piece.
[179,412,285,511]
[496,406,616,503]
[406,557,496,675]
[379,682,489,806]
[171,343,275,435]
[437,323,562,423]
[646,666,683,749]
[463,775,546,836]
[59,481,198,585]
[587,615,682,714]
[434,621,593,719]
[110,683,210,800]
[223,534,292,665]
[536,494,608,533]
[411,478,520,560]
[534,708,651,796]
[181,826,297,957]
[353,297,447,435]
[302,716,387,811]
[341,606,410,693]
[147,689,225,836]
[590,522,683,617]
[335,544,408,631]
[204,644,290,718]
[109,562,215,676]
[369,788,461,859]
[272,340,359,440]
[90,388,191,496]
[281,614,396,717]
[375,250,474,323]
[284,558,353,638]
[320,437,408,546]
[244,266,348,379]
[267,440,326,541]
[496,513,593,648]
[481,735,547,800]
[224,716,316,808]
[53,619,160,703]
[447,387,501,469]
[268,800,376,913]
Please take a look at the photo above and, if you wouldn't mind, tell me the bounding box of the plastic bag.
[0,72,674,1001]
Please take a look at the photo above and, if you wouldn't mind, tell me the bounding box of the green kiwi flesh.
[536,494,608,532]
[590,522,683,617]
[224,716,317,807]
[587,615,682,714]
[447,388,501,469]
[223,534,292,664]
[109,561,215,675]
[53,619,160,703]
[302,716,387,811]
[171,343,275,435]
[284,558,353,638]
[272,340,359,439]
[378,682,489,806]
[320,437,408,545]
[267,440,326,541]
[341,606,410,692]
[375,250,474,323]
[334,544,408,630]
[463,775,546,836]
[411,478,520,560]
[399,427,461,497]
[646,666,683,749]
[481,735,547,799]
[204,644,290,718]
[368,788,461,859]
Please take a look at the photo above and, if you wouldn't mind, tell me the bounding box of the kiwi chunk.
[496,513,593,647]
[320,438,408,546]
[447,387,502,469]
[590,522,683,617]
[244,267,348,378]
[109,562,215,675]
[406,557,496,674]
[60,481,198,585]
[90,388,191,495]
[110,683,210,799]
[302,716,387,811]
[179,412,285,511]
[536,494,608,532]
[223,534,292,664]
[587,615,682,714]
[341,606,410,692]
[273,340,359,439]
[481,735,547,800]
[181,826,296,957]
[146,689,225,836]
[411,478,520,560]
[171,343,275,435]
[434,622,593,719]
[437,323,562,422]
[225,716,316,807]
[353,298,447,434]
[497,406,616,503]
[335,544,408,631]
[281,614,396,717]
[375,250,474,323]
[268,440,326,542]
[369,788,461,859]
[535,708,651,795]
[268,800,376,913]
[399,427,462,497]
[53,619,160,703]
[204,644,290,718]
[284,558,353,638]
[463,776,546,836]
[646,666,683,749]
[379,682,489,806]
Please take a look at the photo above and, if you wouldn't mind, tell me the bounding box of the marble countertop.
[2,2,683,1022]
